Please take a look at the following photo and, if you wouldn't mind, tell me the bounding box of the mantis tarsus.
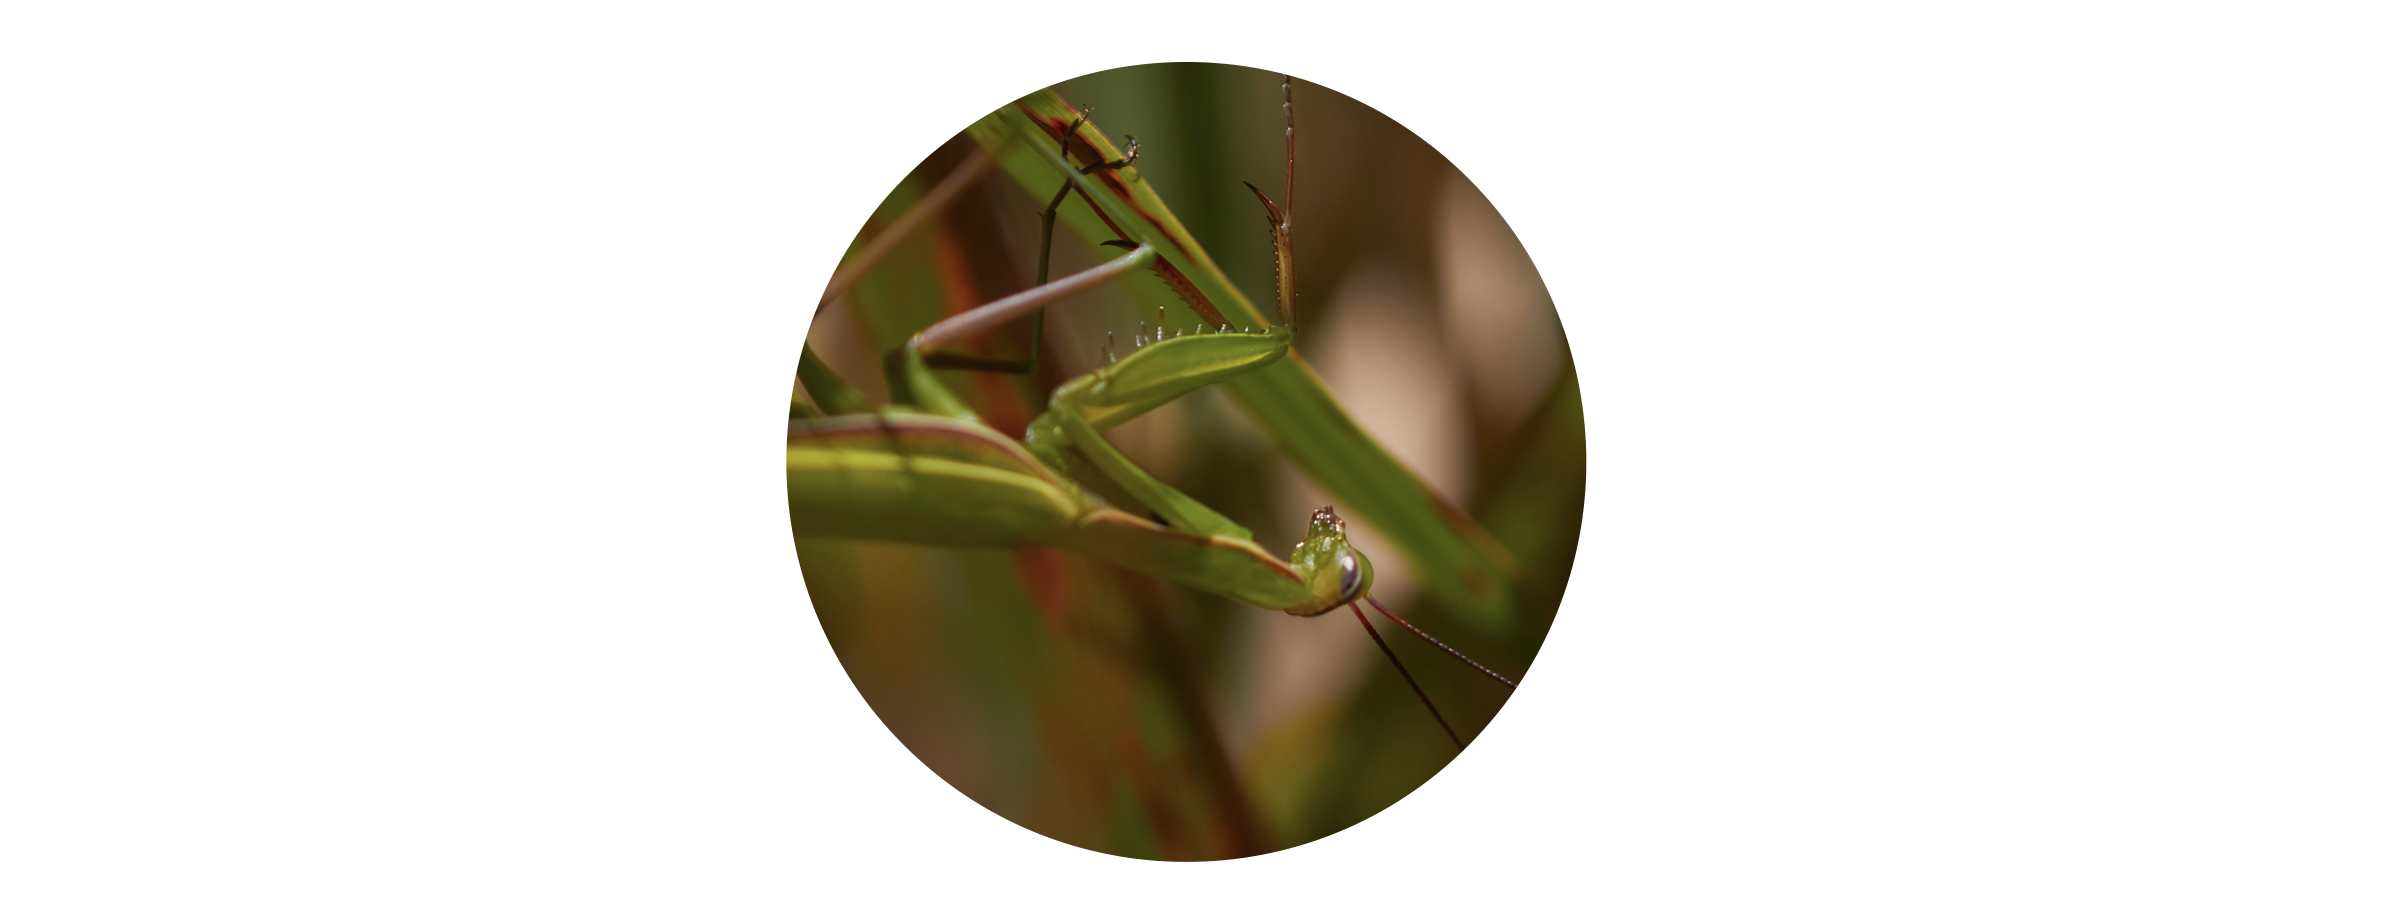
[796,66,1574,864]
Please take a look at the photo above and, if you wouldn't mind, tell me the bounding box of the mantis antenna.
[1368,596,1518,688]
[1353,601,1462,749]
[1268,73,1509,748]
[1283,74,1487,745]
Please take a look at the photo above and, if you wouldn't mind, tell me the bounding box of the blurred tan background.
[796,63,1580,860]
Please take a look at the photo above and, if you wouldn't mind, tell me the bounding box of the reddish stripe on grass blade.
[1012,546,1072,629]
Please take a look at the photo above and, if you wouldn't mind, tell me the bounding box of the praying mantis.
[792,65,1574,868]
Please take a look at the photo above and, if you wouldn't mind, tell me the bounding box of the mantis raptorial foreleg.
[797,213,1396,621]
[793,80,1520,753]
[793,239,1340,614]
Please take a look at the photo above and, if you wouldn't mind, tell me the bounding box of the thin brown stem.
[818,146,998,306]
[1120,572,1269,857]
[1366,596,1517,689]
[1352,603,1463,750]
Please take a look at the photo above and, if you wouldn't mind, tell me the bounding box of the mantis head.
[1292,506,1374,609]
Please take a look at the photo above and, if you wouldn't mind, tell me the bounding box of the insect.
[792,66,1574,864]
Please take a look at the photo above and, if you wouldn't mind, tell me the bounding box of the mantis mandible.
[792,68,1574,859]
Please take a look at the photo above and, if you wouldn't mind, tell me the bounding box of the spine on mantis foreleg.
[1045,328,1291,432]
[1022,323,1290,541]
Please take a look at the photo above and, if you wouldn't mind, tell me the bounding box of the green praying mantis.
[790,76,1521,749]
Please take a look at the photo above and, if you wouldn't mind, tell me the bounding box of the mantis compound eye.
[1337,549,1365,601]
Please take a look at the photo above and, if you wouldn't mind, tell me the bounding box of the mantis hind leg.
[918,316,1044,374]
[922,108,1139,378]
